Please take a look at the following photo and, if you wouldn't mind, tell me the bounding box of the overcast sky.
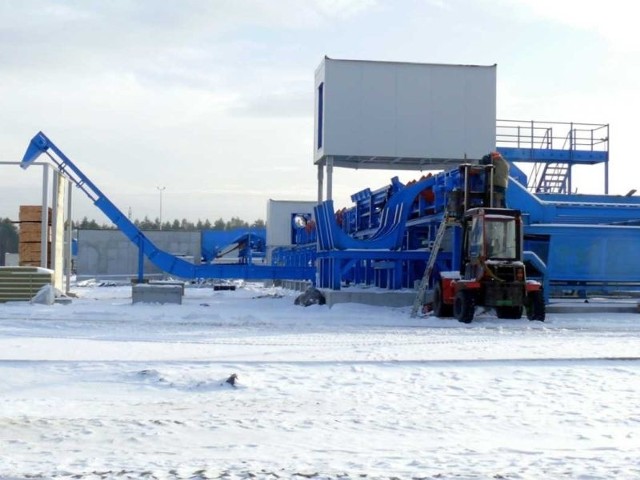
[1,0,638,224]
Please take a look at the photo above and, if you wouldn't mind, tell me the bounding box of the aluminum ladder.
[410,216,456,317]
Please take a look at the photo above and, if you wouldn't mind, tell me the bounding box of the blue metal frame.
[313,165,490,290]
[201,228,266,263]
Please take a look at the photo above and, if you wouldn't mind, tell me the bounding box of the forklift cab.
[462,207,522,279]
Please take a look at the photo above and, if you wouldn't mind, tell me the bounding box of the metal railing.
[496,120,609,152]
[497,120,609,193]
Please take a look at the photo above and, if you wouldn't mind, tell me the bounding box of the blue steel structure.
[313,165,498,291]
[300,120,640,297]
[201,228,266,263]
[21,132,315,283]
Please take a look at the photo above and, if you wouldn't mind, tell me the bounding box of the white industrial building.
[314,57,497,202]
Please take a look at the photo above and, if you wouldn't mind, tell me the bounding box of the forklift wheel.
[526,290,546,321]
[433,282,453,318]
[454,290,475,323]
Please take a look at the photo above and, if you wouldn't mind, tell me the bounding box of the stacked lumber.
[18,205,51,268]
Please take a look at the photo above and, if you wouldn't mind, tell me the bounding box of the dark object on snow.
[294,287,326,307]
[225,373,238,387]
[213,284,236,291]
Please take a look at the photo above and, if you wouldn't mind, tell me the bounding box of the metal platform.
[496,119,609,194]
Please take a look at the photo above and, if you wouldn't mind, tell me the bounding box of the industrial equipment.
[430,207,545,323]
[411,163,545,322]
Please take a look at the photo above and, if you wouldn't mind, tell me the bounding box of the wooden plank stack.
[18,205,51,268]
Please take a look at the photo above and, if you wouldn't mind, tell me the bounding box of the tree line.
[75,216,265,231]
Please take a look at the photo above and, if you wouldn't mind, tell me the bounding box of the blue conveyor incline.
[315,175,437,250]
[507,174,640,225]
[21,132,314,282]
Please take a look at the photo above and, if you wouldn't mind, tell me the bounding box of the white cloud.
[512,0,640,51]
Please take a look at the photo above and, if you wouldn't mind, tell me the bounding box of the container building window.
[317,82,324,150]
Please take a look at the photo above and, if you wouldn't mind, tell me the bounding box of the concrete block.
[149,280,185,295]
[132,284,183,305]
[321,288,415,308]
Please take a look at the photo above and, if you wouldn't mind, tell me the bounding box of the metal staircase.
[534,162,569,193]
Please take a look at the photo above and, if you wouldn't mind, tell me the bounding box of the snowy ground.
[0,282,639,480]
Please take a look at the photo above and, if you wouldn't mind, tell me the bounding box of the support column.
[326,156,333,201]
[567,165,572,194]
[51,171,66,290]
[65,179,73,294]
[317,163,324,204]
[451,225,462,272]
[40,165,49,268]
[137,236,145,283]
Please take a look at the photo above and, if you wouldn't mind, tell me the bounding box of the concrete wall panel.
[76,229,201,279]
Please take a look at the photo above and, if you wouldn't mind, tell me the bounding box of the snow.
[1,282,639,479]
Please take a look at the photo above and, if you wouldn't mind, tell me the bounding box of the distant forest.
[74,216,266,231]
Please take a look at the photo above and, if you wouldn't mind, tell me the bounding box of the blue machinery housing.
[21,121,640,298]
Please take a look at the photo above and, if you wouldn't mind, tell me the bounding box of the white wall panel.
[266,200,317,248]
[314,58,497,167]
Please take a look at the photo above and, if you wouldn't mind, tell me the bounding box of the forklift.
[413,162,546,323]
[446,206,545,322]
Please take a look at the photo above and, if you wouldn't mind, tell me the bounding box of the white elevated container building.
[313,57,497,201]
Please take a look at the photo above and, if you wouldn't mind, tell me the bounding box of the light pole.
[156,186,166,230]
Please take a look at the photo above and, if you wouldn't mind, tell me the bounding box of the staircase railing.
[496,120,609,192]
[497,120,609,152]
